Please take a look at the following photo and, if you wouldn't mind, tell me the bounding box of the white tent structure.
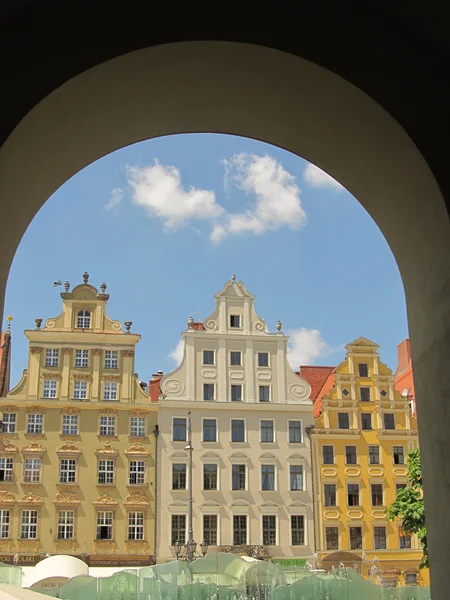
[0,583,56,600]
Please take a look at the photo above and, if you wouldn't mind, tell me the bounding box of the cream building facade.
[0,274,157,568]
[156,276,315,564]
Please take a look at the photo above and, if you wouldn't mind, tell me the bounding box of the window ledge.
[127,484,148,489]
[96,483,116,488]
[22,482,41,486]
[128,436,148,441]
[24,433,45,438]
[56,483,79,489]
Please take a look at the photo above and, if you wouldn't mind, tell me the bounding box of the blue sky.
[4,134,408,387]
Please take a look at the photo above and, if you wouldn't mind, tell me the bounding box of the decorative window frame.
[71,375,92,401]
[229,350,243,367]
[169,453,189,491]
[0,491,15,539]
[53,492,80,542]
[17,493,43,541]
[172,416,188,442]
[124,494,149,543]
[287,453,306,492]
[230,417,247,443]
[202,416,218,443]
[260,510,279,546]
[97,409,118,438]
[101,377,121,402]
[229,453,249,492]
[259,453,278,492]
[56,443,81,486]
[257,351,271,369]
[60,409,81,437]
[202,349,216,366]
[200,505,221,547]
[25,407,45,437]
[324,523,341,551]
[287,419,303,444]
[230,382,244,402]
[92,494,118,543]
[259,418,276,443]
[201,452,221,491]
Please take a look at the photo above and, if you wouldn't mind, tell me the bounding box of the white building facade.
[156,277,315,563]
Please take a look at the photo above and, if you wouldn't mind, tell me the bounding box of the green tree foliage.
[385,448,428,568]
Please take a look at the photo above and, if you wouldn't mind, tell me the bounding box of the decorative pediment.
[345,337,379,350]
[54,492,80,506]
[170,451,189,459]
[95,442,118,457]
[2,441,18,453]
[26,405,45,413]
[22,442,46,455]
[287,453,305,461]
[230,499,250,507]
[288,500,308,508]
[123,493,149,508]
[61,407,80,415]
[0,491,15,505]
[259,452,276,461]
[41,372,62,381]
[125,444,149,457]
[229,452,249,461]
[0,405,18,413]
[18,492,43,506]
[92,493,118,507]
[57,442,81,456]
[71,374,92,381]
[130,409,148,416]
[286,500,308,514]
[168,499,189,507]
[102,374,121,381]
[98,408,117,415]
[259,500,280,508]
[201,451,220,460]
[200,500,222,508]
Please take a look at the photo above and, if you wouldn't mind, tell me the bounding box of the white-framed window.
[261,464,276,490]
[98,459,115,484]
[203,418,217,442]
[45,348,59,367]
[104,382,117,401]
[324,483,337,506]
[259,385,270,403]
[73,380,87,400]
[233,515,247,545]
[291,515,305,545]
[325,526,339,550]
[262,515,277,545]
[96,511,113,540]
[173,417,187,441]
[369,445,381,464]
[203,464,218,490]
[230,315,241,328]
[172,464,187,489]
[371,483,384,506]
[75,349,89,368]
[62,414,79,436]
[290,465,304,491]
[0,509,10,539]
[57,510,74,539]
[203,383,215,401]
[231,419,245,443]
[258,352,269,367]
[231,384,242,402]
[203,514,218,545]
[59,459,77,483]
[43,380,57,398]
[171,515,186,545]
[130,416,146,437]
[232,464,246,490]
[393,446,405,464]
[21,510,38,539]
[128,512,144,540]
[260,420,274,443]
[203,350,215,365]
[129,460,145,485]
[24,458,41,483]
[104,350,118,369]
[99,416,116,437]
[288,420,302,443]
[230,351,242,366]
[77,310,91,329]
[27,414,43,434]
[1,413,16,433]
[0,457,13,482]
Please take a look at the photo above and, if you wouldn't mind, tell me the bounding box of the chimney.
[0,329,12,397]
[396,339,411,373]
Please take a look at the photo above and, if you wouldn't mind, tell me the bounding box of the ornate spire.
[34,318,42,330]
[231,274,236,282]
[64,281,70,292]
[100,282,107,294]
[82,272,89,284]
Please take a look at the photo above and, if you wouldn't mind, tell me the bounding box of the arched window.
[77,310,91,329]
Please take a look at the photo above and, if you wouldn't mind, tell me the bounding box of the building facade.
[0,274,157,567]
[156,276,315,564]
[303,337,429,587]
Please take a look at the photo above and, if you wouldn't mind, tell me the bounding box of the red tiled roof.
[299,365,335,418]
[0,330,11,397]
[190,322,204,331]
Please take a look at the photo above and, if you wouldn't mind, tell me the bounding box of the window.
[24,458,41,483]
[77,310,91,329]
[258,352,269,367]
[369,445,380,464]
[96,511,113,540]
[62,414,79,436]
[230,315,241,328]
[338,413,350,429]
[324,484,336,507]
[261,465,275,490]
[203,515,218,545]
[361,413,372,430]
[59,459,77,483]
[172,464,186,489]
[57,510,74,539]
[396,483,407,495]
[262,515,277,545]
[289,421,302,443]
[171,515,186,545]
[75,349,89,368]
[103,382,117,401]
[233,515,247,545]
[384,413,395,430]
[45,348,59,367]
[260,420,274,442]
[399,526,412,549]
[130,416,146,437]
[43,380,57,398]
[290,465,303,491]
[203,350,215,365]
[326,527,339,550]
[99,416,116,436]
[104,350,118,369]
[232,465,246,490]
[347,484,359,506]
[173,418,187,441]
[259,386,270,403]
[230,351,242,366]
[345,446,357,465]
[393,446,405,464]
[360,387,371,401]
[231,384,242,402]
[129,460,145,485]
[21,510,38,539]
[350,526,362,550]
[203,464,218,490]
[358,363,369,377]
[291,515,305,546]
[322,445,334,464]
[374,526,387,550]
[0,510,10,539]
[231,419,245,442]
[98,460,114,484]
[203,383,215,401]
[2,413,16,433]
[128,512,144,540]
[405,573,417,585]
[203,419,217,442]
[73,380,87,400]
[371,484,383,506]
[0,457,13,482]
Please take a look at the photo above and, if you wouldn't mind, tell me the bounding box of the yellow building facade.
[309,337,429,588]
[0,274,157,567]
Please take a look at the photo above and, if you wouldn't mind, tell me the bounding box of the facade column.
[91,349,101,401]
[121,350,134,401]
[277,338,286,403]
[61,348,72,401]
[217,338,227,401]
[245,339,254,402]
[28,347,43,400]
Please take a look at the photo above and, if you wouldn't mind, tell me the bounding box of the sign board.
[31,577,68,591]
[87,555,155,567]
[0,554,41,566]
[270,558,308,567]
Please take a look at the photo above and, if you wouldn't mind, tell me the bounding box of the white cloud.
[168,339,184,366]
[287,328,335,368]
[126,161,224,230]
[303,163,344,190]
[104,187,124,212]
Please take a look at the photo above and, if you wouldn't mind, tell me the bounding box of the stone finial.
[124,321,132,333]
[35,318,42,330]
[276,320,282,332]
[231,274,236,282]
[83,272,89,284]
[6,315,13,330]
[187,316,194,329]
[100,282,107,294]
[64,281,70,292]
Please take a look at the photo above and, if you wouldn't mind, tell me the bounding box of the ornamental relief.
[121,350,135,357]
[99,408,117,415]
[54,492,80,506]
[0,490,15,505]
[2,441,18,453]
[130,409,147,416]
[17,492,43,506]
[92,493,118,507]
[61,407,80,415]
[125,444,149,456]
[162,379,184,397]
[93,540,116,554]
[30,347,43,355]
[124,493,149,508]
[92,349,102,356]
[125,540,148,554]
[0,405,18,413]
[102,375,121,381]
[288,383,309,401]
[56,442,81,455]
[21,442,46,455]
[71,374,92,381]
[41,373,62,381]
[63,348,73,355]
[95,442,118,457]
[26,405,45,413]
